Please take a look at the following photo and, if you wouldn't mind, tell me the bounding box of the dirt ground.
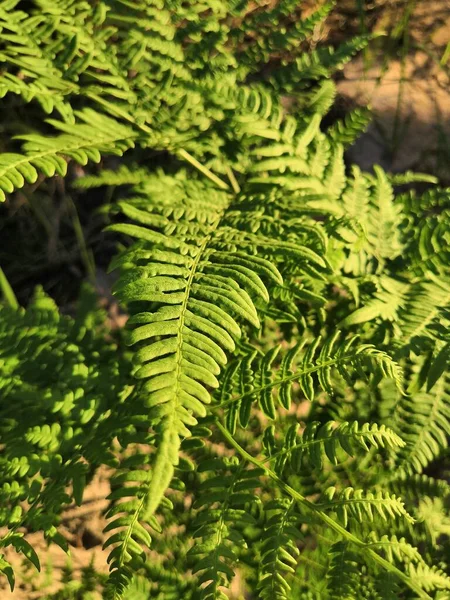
[333,0,450,179]
[0,471,111,599]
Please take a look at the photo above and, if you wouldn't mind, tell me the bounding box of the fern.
[263,420,404,475]
[0,1,448,599]
[257,497,301,600]
[219,333,403,431]
[188,457,262,599]
[392,372,450,475]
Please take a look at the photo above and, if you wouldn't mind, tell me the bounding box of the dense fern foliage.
[0,1,449,598]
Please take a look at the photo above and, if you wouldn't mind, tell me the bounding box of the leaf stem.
[225,166,241,193]
[177,149,230,190]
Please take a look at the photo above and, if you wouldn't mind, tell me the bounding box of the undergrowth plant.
[0,1,449,598]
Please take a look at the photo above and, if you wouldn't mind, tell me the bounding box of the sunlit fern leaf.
[416,497,450,546]
[263,421,404,475]
[272,34,372,90]
[388,171,438,186]
[105,175,328,585]
[306,80,337,117]
[367,166,404,262]
[218,333,403,424]
[0,110,136,202]
[328,107,372,147]
[340,276,410,327]
[0,556,14,592]
[365,533,422,564]
[319,487,415,528]
[0,286,128,590]
[324,144,346,200]
[396,275,450,356]
[409,212,450,276]
[407,563,450,593]
[74,165,152,189]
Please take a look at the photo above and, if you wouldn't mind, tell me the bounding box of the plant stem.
[225,166,241,193]
[177,149,230,190]
[215,420,432,599]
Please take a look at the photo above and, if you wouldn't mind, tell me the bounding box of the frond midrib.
[214,348,388,409]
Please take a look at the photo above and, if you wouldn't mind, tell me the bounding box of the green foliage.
[0,1,449,599]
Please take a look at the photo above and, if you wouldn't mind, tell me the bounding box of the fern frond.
[388,171,438,186]
[106,176,320,577]
[263,420,404,475]
[319,487,415,528]
[396,275,450,355]
[326,541,366,600]
[234,1,333,68]
[74,165,151,189]
[340,276,410,327]
[272,34,372,89]
[417,497,450,545]
[328,107,372,147]
[218,333,403,428]
[0,286,129,590]
[365,533,422,563]
[388,472,450,501]
[407,563,450,593]
[393,372,450,475]
[0,110,136,201]
[188,457,262,599]
[257,498,301,600]
[103,453,165,600]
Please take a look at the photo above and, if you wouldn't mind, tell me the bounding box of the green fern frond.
[188,457,262,599]
[388,472,450,501]
[388,171,438,186]
[263,420,404,475]
[74,165,151,189]
[103,453,166,600]
[396,275,450,355]
[0,286,129,589]
[257,498,301,600]
[326,541,365,600]
[234,1,333,68]
[218,333,403,429]
[0,1,448,598]
[407,563,450,593]
[328,107,372,147]
[319,487,415,528]
[417,497,450,545]
[365,533,422,564]
[393,372,450,475]
[272,34,372,89]
[409,214,450,276]
[106,176,314,575]
[0,110,136,201]
[340,276,410,327]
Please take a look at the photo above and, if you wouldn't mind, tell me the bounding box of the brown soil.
[330,0,450,179]
[0,472,111,599]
